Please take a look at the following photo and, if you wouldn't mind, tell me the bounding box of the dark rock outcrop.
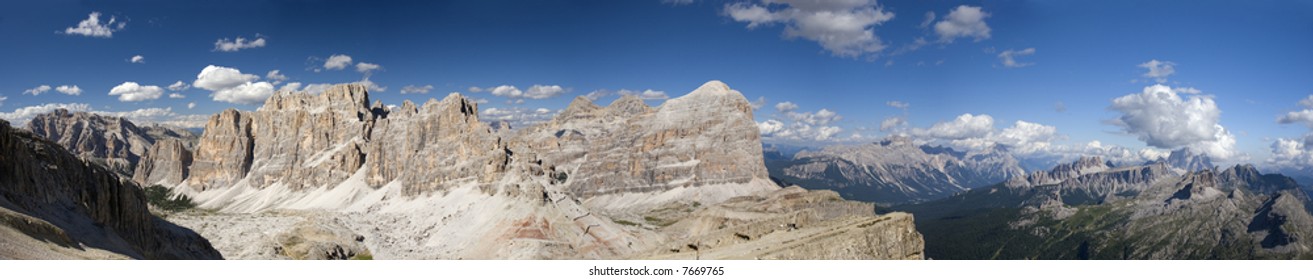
[0,119,221,259]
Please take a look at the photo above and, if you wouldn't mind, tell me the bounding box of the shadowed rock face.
[23,109,197,177]
[0,119,221,259]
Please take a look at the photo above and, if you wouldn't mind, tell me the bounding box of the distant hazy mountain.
[1144,148,1215,173]
[766,136,1025,205]
[896,157,1313,259]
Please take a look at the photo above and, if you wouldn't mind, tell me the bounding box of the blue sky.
[2,0,1313,169]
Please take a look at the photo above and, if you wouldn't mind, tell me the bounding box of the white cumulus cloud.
[355,62,381,73]
[880,116,907,131]
[759,103,850,142]
[1269,96,1313,172]
[192,65,273,105]
[0,103,93,124]
[758,119,785,135]
[324,54,353,70]
[61,12,123,38]
[130,55,145,64]
[775,101,799,112]
[934,5,991,43]
[213,82,275,105]
[214,35,267,52]
[1277,95,1313,128]
[266,70,288,84]
[1138,59,1176,83]
[998,48,1035,68]
[489,85,522,98]
[916,113,994,140]
[109,82,164,102]
[524,85,567,99]
[55,85,82,95]
[1108,84,1237,159]
[168,81,190,91]
[725,0,895,58]
[193,65,259,91]
[23,85,51,96]
[400,84,434,94]
[279,82,303,93]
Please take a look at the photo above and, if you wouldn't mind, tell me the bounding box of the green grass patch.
[644,216,675,227]
[612,219,640,227]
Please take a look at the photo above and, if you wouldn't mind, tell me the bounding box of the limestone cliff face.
[144,81,924,260]
[363,93,508,195]
[180,81,765,198]
[132,138,194,187]
[184,84,508,194]
[512,81,769,197]
[187,109,255,191]
[23,109,196,177]
[0,119,220,259]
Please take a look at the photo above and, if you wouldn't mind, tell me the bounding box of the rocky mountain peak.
[559,96,601,120]
[1162,148,1214,172]
[690,80,733,96]
[1218,164,1301,195]
[430,92,480,121]
[606,94,652,116]
[509,80,771,199]
[167,80,774,206]
[395,100,419,117]
[1008,156,1114,187]
[663,80,753,117]
[24,109,194,177]
[1072,156,1113,170]
[261,84,371,114]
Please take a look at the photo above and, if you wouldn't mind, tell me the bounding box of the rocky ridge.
[900,157,1313,259]
[139,80,923,259]
[767,136,1025,204]
[24,109,196,177]
[0,119,220,259]
[1141,148,1215,173]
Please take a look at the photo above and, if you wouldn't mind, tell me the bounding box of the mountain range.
[766,136,1025,205]
[7,79,1307,260]
[894,156,1313,259]
[1,81,924,259]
